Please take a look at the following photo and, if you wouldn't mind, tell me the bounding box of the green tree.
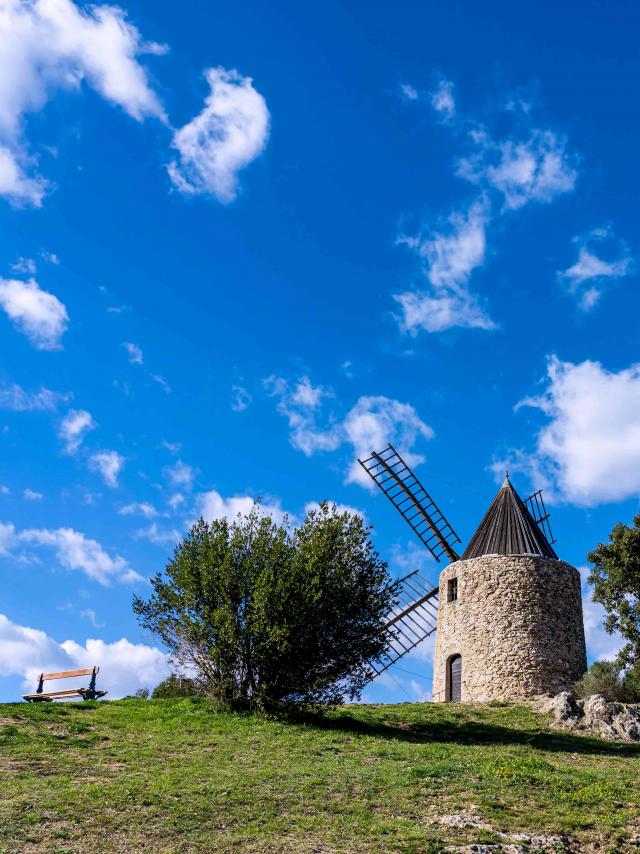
[588,514,640,670]
[133,502,394,711]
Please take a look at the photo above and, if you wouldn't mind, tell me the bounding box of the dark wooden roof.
[461,476,558,560]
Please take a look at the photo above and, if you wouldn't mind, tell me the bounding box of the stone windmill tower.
[358,446,587,703]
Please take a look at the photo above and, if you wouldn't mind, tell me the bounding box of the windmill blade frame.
[358,444,461,563]
[367,569,439,677]
[524,489,556,546]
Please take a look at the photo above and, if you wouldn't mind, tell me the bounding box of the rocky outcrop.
[544,691,640,741]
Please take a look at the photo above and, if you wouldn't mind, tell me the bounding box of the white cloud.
[134,522,181,547]
[394,199,496,334]
[579,568,624,663]
[58,409,96,454]
[80,608,104,629]
[400,83,418,101]
[0,382,69,411]
[40,249,60,265]
[431,79,455,120]
[304,501,365,521]
[0,0,166,205]
[264,374,340,456]
[23,488,43,501]
[520,356,640,505]
[457,127,577,211]
[160,439,182,455]
[0,277,68,349]
[343,396,434,488]
[11,525,143,585]
[89,450,125,488]
[0,485,9,496]
[0,613,170,699]
[0,146,47,206]
[231,384,252,412]
[168,492,184,510]
[119,501,159,518]
[266,375,434,489]
[558,227,633,311]
[168,66,270,203]
[122,341,143,365]
[196,489,287,525]
[166,459,195,489]
[10,256,36,275]
[0,522,15,555]
[151,374,171,394]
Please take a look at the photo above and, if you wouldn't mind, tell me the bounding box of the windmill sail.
[358,444,461,563]
[368,570,439,677]
[524,489,556,546]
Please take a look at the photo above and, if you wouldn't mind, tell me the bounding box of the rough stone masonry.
[432,555,587,703]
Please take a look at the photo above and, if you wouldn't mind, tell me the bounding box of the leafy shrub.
[134,502,394,711]
[151,675,201,699]
[574,660,640,703]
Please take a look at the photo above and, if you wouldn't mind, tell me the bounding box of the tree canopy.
[133,502,394,711]
[588,514,640,670]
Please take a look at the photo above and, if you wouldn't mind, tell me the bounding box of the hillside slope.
[0,699,638,853]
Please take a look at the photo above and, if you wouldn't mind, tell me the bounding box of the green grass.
[0,698,639,852]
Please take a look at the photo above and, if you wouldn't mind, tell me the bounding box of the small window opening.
[447,577,458,602]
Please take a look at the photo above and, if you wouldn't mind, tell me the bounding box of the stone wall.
[431,556,587,703]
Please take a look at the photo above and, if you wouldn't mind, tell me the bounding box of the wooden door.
[449,655,462,702]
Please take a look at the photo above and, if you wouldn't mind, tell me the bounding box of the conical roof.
[461,475,558,560]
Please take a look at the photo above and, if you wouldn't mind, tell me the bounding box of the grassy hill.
[1,698,639,853]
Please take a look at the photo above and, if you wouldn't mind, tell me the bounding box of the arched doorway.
[447,654,462,702]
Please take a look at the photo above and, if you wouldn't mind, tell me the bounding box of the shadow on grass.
[293,708,640,758]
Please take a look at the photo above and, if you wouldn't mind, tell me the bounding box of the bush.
[151,675,201,699]
[574,660,640,703]
[133,502,394,711]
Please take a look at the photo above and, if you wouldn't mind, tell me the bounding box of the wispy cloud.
[0,382,69,412]
[393,77,579,336]
[557,226,634,311]
[394,199,495,333]
[89,450,125,488]
[58,409,96,455]
[431,78,455,121]
[119,502,159,519]
[264,375,340,456]
[266,374,434,488]
[122,341,143,365]
[165,459,196,490]
[6,524,143,585]
[231,384,252,412]
[23,488,43,501]
[457,127,577,211]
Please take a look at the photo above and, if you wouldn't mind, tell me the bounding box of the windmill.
[358,443,557,682]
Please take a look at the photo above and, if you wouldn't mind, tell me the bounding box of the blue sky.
[1,0,639,702]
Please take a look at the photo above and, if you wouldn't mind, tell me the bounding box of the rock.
[583,693,640,741]
[543,691,583,726]
[546,690,640,742]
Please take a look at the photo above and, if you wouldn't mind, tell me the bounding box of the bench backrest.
[36,667,99,694]
[40,667,98,682]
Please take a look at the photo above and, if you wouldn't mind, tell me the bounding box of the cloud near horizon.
[0,613,170,698]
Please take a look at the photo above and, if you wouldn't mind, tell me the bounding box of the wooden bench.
[23,667,107,702]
